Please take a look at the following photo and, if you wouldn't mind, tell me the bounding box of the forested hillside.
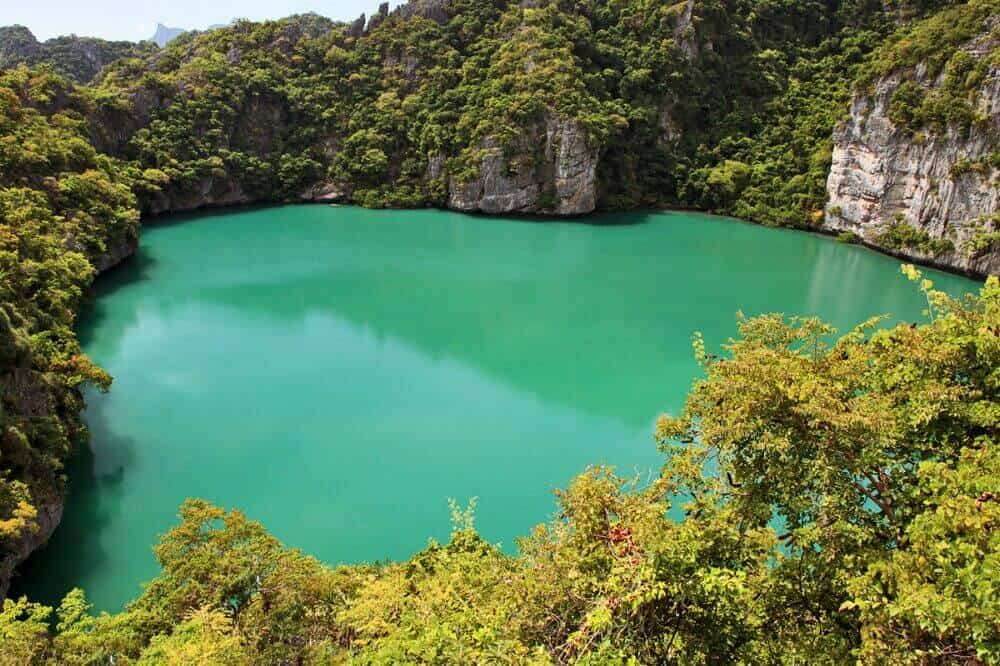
[0,67,140,598]
[0,0,998,662]
[2,0,996,270]
[0,26,155,84]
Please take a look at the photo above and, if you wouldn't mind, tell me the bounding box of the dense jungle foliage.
[0,0,998,661]
[0,67,138,554]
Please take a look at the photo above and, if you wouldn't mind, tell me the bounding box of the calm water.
[14,207,979,612]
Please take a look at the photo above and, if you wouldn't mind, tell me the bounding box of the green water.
[14,206,979,612]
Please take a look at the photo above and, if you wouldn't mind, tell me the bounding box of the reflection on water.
[10,207,980,612]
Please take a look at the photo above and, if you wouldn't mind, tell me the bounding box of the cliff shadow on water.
[9,244,152,608]
[141,202,290,230]
[78,248,158,349]
[8,396,138,608]
[459,208,658,227]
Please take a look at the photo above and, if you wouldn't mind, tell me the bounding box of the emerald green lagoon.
[14,206,979,612]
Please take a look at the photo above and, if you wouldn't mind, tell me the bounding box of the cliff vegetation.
[0,0,998,662]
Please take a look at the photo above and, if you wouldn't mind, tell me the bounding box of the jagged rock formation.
[0,25,155,83]
[393,0,451,24]
[824,26,1000,276]
[448,116,599,215]
[0,26,41,65]
[347,14,367,39]
[367,3,392,32]
[299,182,347,203]
[674,0,709,60]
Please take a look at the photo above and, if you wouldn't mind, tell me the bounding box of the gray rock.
[824,28,1000,276]
[367,3,391,32]
[299,182,347,203]
[674,0,708,61]
[425,152,447,180]
[347,14,366,39]
[95,236,140,272]
[448,114,599,216]
[550,117,598,215]
[657,100,682,146]
[146,174,251,216]
[394,0,452,24]
[0,498,63,600]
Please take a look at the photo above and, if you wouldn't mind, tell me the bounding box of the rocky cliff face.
[0,498,62,600]
[0,26,41,66]
[393,0,451,24]
[145,175,252,216]
[824,30,1000,276]
[0,25,155,83]
[448,115,600,216]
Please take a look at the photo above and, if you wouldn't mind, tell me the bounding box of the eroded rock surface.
[448,115,599,215]
[824,27,1000,276]
[0,499,62,600]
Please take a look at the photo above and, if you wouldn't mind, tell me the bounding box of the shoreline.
[139,200,993,281]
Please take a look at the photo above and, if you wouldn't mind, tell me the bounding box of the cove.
[13,206,980,612]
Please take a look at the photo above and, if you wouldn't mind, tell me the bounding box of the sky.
[2,0,404,42]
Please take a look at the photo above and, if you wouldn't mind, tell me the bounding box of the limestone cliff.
[824,27,1000,276]
[145,176,252,216]
[448,115,600,216]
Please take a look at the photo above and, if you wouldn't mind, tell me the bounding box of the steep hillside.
[68,0,995,272]
[77,3,837,216]
[0,68,140,597]
[0,26,155,84]
[4,2,997,274]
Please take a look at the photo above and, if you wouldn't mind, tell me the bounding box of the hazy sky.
[3,0,404,42]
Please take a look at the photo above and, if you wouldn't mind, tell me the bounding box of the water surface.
[14,207,979,611]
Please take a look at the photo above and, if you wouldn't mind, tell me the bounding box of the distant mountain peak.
[150,22,228,47]
[151,23,185,47]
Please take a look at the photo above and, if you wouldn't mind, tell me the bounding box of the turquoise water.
[13,207,980,612]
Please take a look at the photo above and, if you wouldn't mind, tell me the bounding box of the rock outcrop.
[346,14,366,39]
[299,182,347,203]
[448,115,600,216]
[0,25,156,83]
[393,0,452,24]
[145,174,251,216]
[673,0,708,61]
[367,3,392,33]
[824,28,1000,276]
[0,498,62,600]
